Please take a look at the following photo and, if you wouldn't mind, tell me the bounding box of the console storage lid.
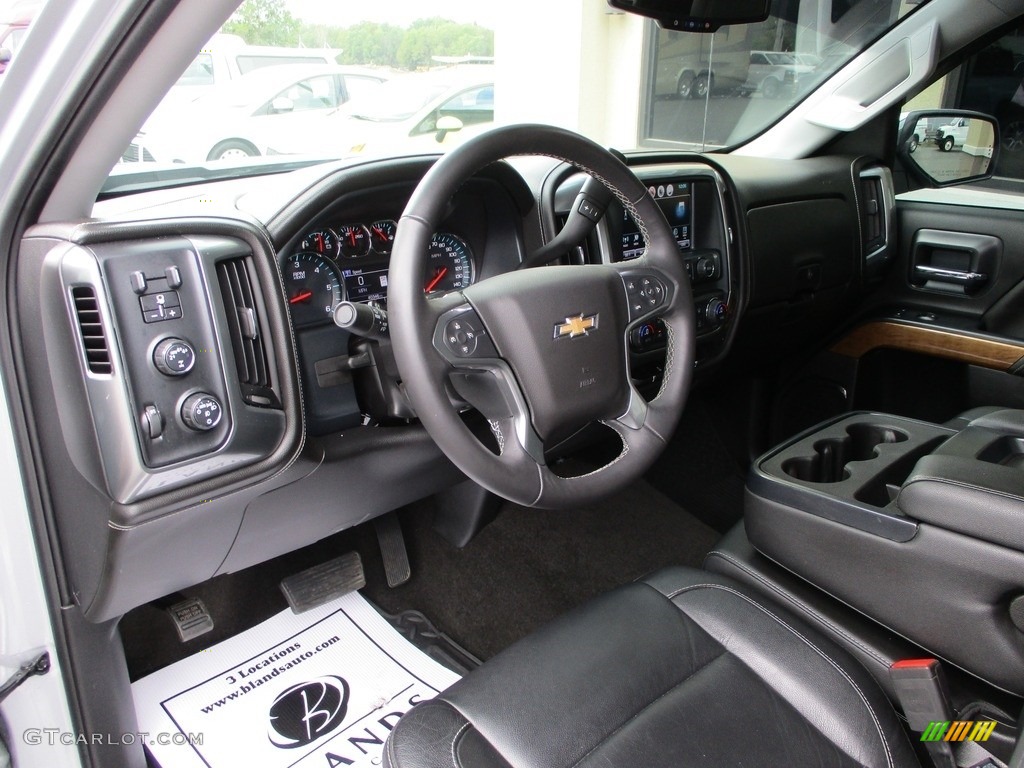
[898,409,1024,552]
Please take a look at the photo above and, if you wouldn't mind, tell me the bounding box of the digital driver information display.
[342,266,388,302]
[621,181,693,260]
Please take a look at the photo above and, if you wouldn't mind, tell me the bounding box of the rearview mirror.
[607,0,770,31]
[898,110,999,187]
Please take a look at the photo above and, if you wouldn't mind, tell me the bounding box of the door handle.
[912,264,988,287]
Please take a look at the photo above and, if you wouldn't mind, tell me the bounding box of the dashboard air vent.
[216,258,280,408]
[860,173,886,255]
[71,286,113,375]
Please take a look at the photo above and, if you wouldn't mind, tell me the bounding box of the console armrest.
[898,454,1024,551]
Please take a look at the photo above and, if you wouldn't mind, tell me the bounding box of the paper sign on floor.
[132,591,461,768]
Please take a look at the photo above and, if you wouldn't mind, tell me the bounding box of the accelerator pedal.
[375,511,411,588]
[280,551,366,614]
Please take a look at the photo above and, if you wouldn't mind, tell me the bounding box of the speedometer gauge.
[283,252,342,326]
[424,233,474,294]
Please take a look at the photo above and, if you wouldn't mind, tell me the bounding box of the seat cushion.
[384,567,919,768]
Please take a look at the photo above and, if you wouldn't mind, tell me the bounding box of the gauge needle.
[372,226,385,239]
[315,234,325,252]
[348,230,358,246]
[424,266,448,293]
[290,290,313,304]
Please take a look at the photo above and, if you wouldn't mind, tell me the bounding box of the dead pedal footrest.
[280,551,366,614]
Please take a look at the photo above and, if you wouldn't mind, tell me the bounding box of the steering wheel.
[388,125,695,508]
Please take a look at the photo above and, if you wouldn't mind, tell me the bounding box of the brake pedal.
[280,551,365,614]
[375,512,411,588]
[165,596,215,642]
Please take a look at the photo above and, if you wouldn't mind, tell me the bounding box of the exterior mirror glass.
[898,110,998,187]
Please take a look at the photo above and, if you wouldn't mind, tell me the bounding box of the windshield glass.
[106,0,929,190]
[349,79,452,122]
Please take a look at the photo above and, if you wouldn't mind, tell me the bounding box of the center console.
[745,409,1024,697]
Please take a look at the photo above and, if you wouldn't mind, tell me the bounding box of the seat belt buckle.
[890,658,954,731]
[890,658,958,768]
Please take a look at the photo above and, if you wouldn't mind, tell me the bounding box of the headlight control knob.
[181,393,222,431]
[153,338,195,376]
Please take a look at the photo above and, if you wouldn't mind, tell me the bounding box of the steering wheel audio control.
[180,393,223,431]
[153,338,196,376]
[433,307,498,363]
[622,270,670,320]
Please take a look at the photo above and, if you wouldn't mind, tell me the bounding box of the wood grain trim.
[831,321,1024,372]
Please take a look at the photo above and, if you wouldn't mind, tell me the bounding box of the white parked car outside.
[126,64,389,164]
[268,65,494,159]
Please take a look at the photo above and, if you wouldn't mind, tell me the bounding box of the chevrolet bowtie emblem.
[554,313,599,339]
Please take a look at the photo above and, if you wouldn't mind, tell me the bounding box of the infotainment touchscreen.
[621,181,692,260]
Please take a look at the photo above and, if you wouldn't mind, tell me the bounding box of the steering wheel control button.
[153,338,196,376]
[444,317,491,357]
[181,393,223,431]
[142,404,163,439]
[624,271,668,319]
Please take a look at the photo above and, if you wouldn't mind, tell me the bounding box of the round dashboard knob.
[153,338,195,376]
[181,393,223,431]
[696,257,718,279]
[704,298,728,326]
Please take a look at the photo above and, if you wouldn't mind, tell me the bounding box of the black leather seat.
[384,568,920,768]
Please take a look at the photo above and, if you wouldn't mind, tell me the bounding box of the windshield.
[350,79,452,122]
[104,0,928,190]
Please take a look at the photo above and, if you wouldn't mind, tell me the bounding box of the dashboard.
[17,149,886,622]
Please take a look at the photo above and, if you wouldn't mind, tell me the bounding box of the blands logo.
[920,720,997,743]
[268,676,350,749]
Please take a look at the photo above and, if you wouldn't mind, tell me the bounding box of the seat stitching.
[662,582,894,768]
[703,550,891,668]
[451,722,471,768]
[567,647,727,768]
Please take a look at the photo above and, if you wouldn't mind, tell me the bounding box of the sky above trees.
[223,0,494,70]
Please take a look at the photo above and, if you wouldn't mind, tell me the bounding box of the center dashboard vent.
[216,257,280,409]
[71,286,113,375]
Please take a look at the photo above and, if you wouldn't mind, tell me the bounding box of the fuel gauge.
[299,229,339,258]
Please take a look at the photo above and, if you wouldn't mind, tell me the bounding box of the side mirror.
[898,110,999,187]
[435,115,464,143]
[270,96,295,114]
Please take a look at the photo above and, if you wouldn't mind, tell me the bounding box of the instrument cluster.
[282,219,475,327]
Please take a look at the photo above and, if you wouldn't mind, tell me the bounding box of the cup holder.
[782,424,908,483]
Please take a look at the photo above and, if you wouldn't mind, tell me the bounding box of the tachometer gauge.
[337,224,371,258]
[299,228,339,258]
[282,252,342,325]
[424,233,474,294]
[369,219,397,255]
